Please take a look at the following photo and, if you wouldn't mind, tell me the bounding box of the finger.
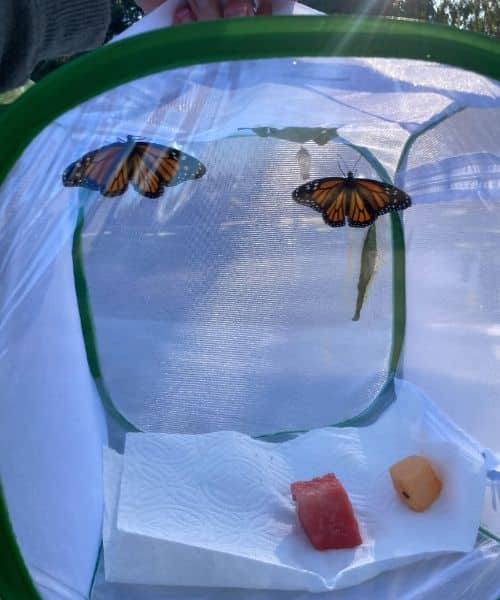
[173,2,196,23]
[223,0,253,17]
[185,0,222,20]
[256,0,272,14]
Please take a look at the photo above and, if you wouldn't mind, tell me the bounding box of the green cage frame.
[0,15,499,600]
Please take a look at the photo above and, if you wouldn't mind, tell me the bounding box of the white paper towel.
[104,380,486,592]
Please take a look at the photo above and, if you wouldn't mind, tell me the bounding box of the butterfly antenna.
[337,162,346,177]
[352,154,362,175]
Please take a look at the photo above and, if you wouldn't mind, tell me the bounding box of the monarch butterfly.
[62,136,206,198]
[292,172,411,228]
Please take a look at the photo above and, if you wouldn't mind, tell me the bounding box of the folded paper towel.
[103,380,485,592]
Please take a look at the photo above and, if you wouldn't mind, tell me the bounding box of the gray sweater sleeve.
[0,0,112,92]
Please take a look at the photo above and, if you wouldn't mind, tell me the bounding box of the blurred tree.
[434,0,499,37]
[106,0,144,42]
[304,0,498,37]
[392,0,435,19]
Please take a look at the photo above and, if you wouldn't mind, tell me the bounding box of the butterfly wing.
[131,142,206,198]
[129,150,164,199]
[62,141,131,197]
[292,178,347,227]
[345,187,376,228]
[63,139,206,199]
[351,178,411,226]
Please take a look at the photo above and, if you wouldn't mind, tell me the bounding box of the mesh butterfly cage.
[1,13,500,600]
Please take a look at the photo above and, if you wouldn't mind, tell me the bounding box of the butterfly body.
[293,171,411,228]
[63,136,206,198]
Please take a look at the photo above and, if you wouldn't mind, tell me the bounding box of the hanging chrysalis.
[352,224,378,321]
[296,146,311,180]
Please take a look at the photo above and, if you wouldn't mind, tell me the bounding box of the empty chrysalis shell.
[296,146,311,180]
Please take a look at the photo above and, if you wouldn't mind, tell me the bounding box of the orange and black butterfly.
[62,136,206,198]
[292,172,411,228]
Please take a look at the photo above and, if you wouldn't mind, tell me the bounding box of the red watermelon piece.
[291,473,362,550]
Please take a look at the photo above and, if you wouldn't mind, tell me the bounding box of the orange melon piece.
[390,455,442,512]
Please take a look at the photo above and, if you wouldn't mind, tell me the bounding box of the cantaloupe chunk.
[390,455,442,512]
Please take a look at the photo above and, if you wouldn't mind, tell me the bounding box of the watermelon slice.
[291,473,362,550]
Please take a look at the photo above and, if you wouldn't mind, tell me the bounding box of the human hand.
[173,0,273,23]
